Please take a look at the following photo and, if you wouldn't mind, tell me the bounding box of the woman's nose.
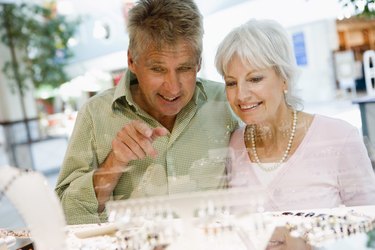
[236,82,251,101]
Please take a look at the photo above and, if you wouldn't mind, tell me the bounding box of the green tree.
[0,2,79,93]
[0,2,79,149]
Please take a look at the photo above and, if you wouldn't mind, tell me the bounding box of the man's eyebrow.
[145,60,163,66]
[179,61,196,67]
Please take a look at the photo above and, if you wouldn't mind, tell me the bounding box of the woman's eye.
[247,76,263,83]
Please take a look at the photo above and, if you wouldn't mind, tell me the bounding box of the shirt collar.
[112,69,208,110]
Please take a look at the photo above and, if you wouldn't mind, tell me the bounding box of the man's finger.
[133,120,153,138]
[151,127,169,140]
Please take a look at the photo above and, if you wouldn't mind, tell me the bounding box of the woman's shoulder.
[229,126,246,148]
[231,126,246,137]
[307,114,360,141]
[313,114,357,131]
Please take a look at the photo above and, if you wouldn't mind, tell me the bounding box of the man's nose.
[163,72,181,93]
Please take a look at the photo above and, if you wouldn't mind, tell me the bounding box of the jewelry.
[274,209,375,247]
[0,169,30,203]
[0,229,31,238]
[246,110,298,171]
[0,169,32,246]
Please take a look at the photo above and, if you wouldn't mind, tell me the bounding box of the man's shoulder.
[197,77,225,98]
[81,87,116,111]
[198,77,225,87]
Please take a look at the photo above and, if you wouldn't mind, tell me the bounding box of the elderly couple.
[55,0,375,226]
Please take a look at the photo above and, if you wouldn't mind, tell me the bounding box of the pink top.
[228,115,375,211]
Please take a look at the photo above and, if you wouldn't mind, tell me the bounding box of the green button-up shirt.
[55,70,238,224]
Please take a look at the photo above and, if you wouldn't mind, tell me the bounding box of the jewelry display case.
[1,166,374,250]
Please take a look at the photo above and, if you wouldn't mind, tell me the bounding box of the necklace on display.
[0,169,30,203]
[246,110,298,172]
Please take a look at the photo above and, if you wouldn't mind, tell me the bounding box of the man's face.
[128,41,200,125]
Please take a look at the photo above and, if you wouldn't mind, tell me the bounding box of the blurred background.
[1,0,375,228]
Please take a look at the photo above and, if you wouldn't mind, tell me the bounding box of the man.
[55,0,238,224]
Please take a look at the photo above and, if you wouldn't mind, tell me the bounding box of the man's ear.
[197,57,202,72]
[127,50,135,72]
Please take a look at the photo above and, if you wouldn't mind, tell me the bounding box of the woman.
[215,19,375,212]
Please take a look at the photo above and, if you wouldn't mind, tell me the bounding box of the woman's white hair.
[215,19,302,109]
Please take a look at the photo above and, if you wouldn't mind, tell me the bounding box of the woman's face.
[224,55,288,125]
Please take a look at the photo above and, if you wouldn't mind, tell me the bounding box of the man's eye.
[151,67,164,72]
[178,66,193,72]
[225,81,236,87]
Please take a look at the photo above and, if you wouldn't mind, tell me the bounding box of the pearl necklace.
[247,110,298,172]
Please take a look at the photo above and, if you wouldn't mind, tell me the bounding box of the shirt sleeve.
[55,105,106,224]
[338,126,375,206]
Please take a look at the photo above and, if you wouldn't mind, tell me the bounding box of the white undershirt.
[252,162,285,186]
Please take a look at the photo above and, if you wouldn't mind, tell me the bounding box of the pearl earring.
[283,89,288,95]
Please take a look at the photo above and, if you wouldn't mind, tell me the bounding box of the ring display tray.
[106,187,276,250]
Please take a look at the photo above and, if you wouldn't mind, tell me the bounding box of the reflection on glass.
[107,187,273,249]
[266,227,312,250]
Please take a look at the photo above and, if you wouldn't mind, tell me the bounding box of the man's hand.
[111,120,169,168]
[94,120,169,212]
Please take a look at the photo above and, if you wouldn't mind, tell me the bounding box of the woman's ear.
[283,80,288,92]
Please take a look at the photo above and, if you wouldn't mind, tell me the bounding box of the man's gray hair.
[127,0,203,64]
